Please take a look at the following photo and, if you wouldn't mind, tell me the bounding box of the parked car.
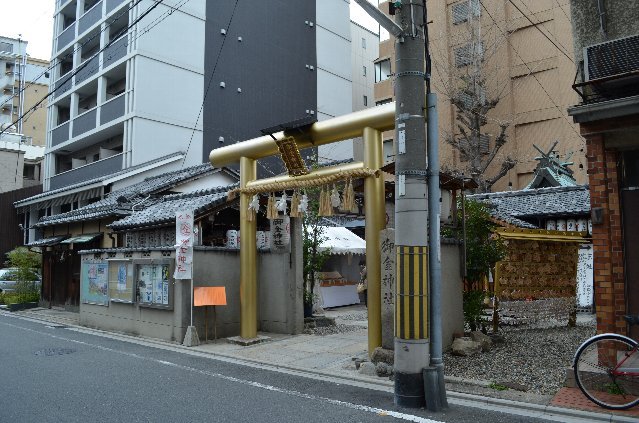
[0,268,41,293]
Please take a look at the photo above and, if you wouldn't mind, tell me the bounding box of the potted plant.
[2,247,42,311]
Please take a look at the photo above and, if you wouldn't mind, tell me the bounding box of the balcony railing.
[72,108,97,137]
[103,35,128,69]
[51,121,70,146]
[53,75,73,99]
[79,1,103,34]
[100,93,125,125]
[106,0,127,14]
[75,54,100,85]
[57,22,76,52]
[572,61,639,104]
[50,152,123,190]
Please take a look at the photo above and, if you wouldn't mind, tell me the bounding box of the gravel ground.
[443,319,596,395]
[310,307,596,396]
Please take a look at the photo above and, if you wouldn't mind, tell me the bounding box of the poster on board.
[81,261,109,305]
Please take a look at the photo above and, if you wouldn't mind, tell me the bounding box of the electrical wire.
[0,0,165,138]
[0,0,144,111]
[507,0,574,63]
[181,0,240,169]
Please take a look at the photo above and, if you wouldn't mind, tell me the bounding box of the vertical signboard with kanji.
[174,210,194,279]
[270,216,291,253]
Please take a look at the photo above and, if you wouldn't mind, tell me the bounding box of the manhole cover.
[34,348,76,356]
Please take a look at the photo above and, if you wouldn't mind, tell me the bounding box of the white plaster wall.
[129,116,202,167]
[135,0,206,72]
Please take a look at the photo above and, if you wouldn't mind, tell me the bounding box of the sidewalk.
[8,305,638,422]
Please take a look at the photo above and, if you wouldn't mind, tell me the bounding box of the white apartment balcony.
[49,152,123,190]
[52,35,128,101]
[51,92,126,147]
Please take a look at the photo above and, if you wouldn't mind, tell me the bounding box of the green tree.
[301,187,331,307]
[444,199,506,330]
[4,247,41,300]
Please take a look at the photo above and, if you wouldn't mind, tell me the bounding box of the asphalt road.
[0,314,552,423]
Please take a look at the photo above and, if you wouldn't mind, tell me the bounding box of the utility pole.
[354,0,445,409]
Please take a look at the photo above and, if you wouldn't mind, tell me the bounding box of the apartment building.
[0,36,50,146]
[17,0,370,241]
[374,0,585,191]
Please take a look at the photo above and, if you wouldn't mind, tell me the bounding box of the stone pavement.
[7,305,638,422]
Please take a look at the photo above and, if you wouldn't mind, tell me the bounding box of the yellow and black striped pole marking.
[396,246,428,340]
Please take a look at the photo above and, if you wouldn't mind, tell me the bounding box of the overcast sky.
[3,1,377,61]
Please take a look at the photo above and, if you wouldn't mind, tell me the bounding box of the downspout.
[597,0,607,39]
[107,232,117,248]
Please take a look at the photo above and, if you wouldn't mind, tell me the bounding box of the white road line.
[1,319,442,423]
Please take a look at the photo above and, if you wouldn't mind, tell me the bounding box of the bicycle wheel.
[574,334,639,410]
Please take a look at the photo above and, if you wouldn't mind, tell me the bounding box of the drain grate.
[34,348,76,357]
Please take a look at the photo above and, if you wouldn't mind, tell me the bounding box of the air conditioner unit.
[584,34,639,81]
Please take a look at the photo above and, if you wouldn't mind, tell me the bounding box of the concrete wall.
[79,220,303,342]
[0,148,24,193]
[570,0,639,62]
[441,242,464,349]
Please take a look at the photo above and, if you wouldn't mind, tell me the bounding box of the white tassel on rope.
[298,192,309,214]
[276,192,288,215]
[247,194,260,221]
[330,184,341,208]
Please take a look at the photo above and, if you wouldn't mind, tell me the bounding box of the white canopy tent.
[316,227,366,308]
[317,226,366,255]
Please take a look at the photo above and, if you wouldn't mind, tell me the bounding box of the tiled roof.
[468,185,590,228]
[15,151,185,207]
[35,163,227,227]
[108,184,237,231]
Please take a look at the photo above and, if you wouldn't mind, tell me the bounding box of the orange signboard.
[194,286,227,306]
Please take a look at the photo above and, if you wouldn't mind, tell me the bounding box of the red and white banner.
[174,210,194,279]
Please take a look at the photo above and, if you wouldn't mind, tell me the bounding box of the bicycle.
[573,315,639,410]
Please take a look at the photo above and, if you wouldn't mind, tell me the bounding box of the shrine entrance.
[209,103,395,353]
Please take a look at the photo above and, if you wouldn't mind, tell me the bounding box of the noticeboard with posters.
[135,259,173,310]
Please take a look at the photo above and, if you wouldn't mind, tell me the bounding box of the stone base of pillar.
[183,325,200,347]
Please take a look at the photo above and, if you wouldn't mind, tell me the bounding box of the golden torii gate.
[209,103,395,353]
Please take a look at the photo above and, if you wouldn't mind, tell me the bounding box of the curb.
[4,310,636,422]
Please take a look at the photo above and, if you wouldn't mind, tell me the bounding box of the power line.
[181,0,240,169]
[507,0,574,63]
[0,0,143,111]
[478,0,585,146]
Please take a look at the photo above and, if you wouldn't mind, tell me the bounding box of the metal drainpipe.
[597,0,607,39]
[427,92,447,409]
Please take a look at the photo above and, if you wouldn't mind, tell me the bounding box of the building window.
[0,42,13,53]
[454,42,483,67]
[362,37,366,49]
[363,65,367,76]
[452,0,480,25]
[363,95,368,106]
[375,59,391,82]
